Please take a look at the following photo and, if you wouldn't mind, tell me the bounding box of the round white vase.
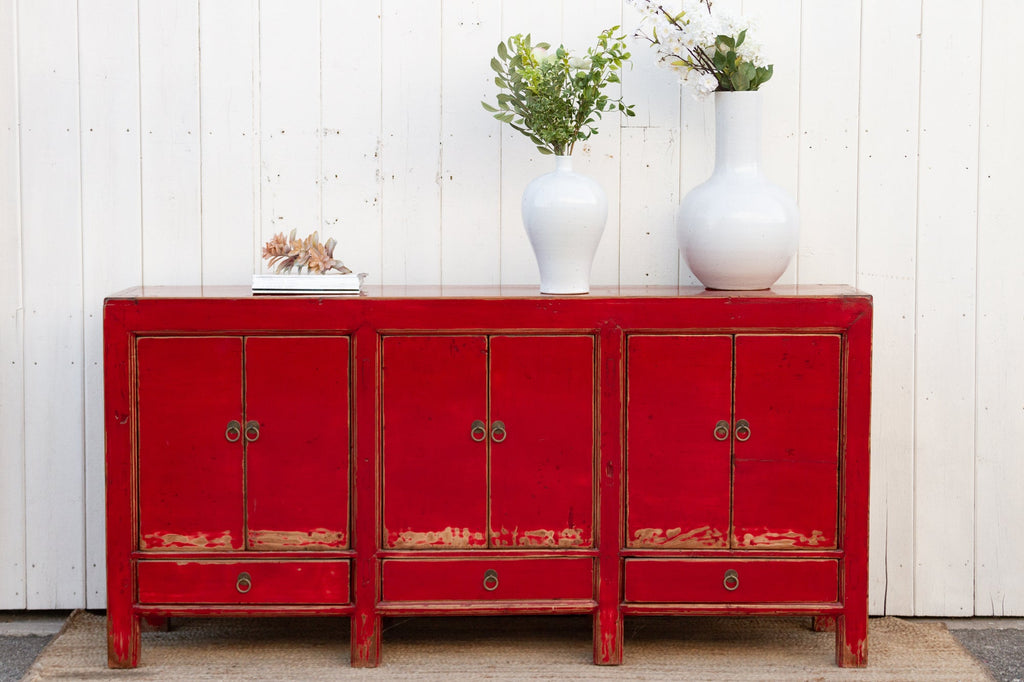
[521,155,608,295]
[678,90,799,290]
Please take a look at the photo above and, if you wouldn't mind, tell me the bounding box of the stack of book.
[252,272,366,295]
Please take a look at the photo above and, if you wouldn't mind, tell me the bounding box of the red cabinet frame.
[105,285,871,669]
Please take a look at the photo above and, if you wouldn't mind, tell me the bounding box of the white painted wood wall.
[1,0,1021,617]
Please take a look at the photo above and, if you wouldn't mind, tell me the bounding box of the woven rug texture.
[24,611,992,681]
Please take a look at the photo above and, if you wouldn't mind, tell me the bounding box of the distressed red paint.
[105,285,870,668]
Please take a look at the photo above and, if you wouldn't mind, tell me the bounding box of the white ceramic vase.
[521,155,607,294]
[678,90,799,290]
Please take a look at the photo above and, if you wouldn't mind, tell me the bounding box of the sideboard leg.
[812,615,836,632]
[140,615,170,632]
[351,611,381,667]
[107,609,140,668]
[835,612,868,667]
[593,607,623,665]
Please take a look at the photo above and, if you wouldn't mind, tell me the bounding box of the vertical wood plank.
[102,302,139,665]
[837,305,872,662]
[351,324,381,666]
[78,0,143,609]
[439,0,501,286]
[595,324,624,663]
[18,0,85,608]
[856,0,920,616]
[200,0,257,285]
[618,126,681,285]
[380,0,442,285]
[974,0,1024,617]
[749,0,801,286]
[139,0,201,285]
[619,2,681,286]
[498,1,562,286]
[562,0,623,286]
[322,1,383,283]
[259,0,321,250]
[796,0,860,285]
[914,0,980,617]
[0,0,26,609]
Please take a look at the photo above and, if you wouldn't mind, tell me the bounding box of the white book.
[252,272,366,295]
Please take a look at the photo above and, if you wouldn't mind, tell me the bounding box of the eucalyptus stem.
[483,28,636,157]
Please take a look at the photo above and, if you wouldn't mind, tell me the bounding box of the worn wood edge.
[134,605,356,617]
[376,600,599,615]
[620,603,845,616]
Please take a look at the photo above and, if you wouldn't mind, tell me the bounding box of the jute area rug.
[24,611,991,681]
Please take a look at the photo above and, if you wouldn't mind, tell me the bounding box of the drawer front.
[137,560,350,605]
[624,559,838,604]
[382,558,594,602]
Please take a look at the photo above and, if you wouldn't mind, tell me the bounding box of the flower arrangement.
[482,27,635,156]
[262,229,352,274]
[627,0,772,99]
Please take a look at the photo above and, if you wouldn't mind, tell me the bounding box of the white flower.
[737,32,766,67]
[569,56,593,70]
[630,0,773,95]
[699,72,719,93]
[686,72,718,101]
[662,32,686,55]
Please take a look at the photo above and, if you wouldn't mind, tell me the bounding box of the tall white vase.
[678,91,799,290]
[521,155,607,294]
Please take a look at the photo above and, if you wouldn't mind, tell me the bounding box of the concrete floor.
[2,612,1022,681]
[0,611,65,682]
[941,618,1024,682]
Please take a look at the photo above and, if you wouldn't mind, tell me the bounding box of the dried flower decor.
[262,229,352,274]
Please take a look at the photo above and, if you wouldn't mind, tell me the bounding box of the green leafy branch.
[710,30,773,91]
[482,28,636,156]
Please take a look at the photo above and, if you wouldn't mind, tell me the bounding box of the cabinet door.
[137,336,244,550]
[732,335,841,549]
[626,335,733,548]
[245,336,350,550]
[382,336,488,548]
[489,335,595,548]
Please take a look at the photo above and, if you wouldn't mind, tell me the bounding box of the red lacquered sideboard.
[104,284,871,668]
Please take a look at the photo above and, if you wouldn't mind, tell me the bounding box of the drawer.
[624,559,837,604]
[382,558,594,602]
[137,560,350,605]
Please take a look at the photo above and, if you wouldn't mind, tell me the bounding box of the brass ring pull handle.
[236,571,253,594]
[490,421,507,444]
[225,420,242,443]
[723,568,740,591]
[482,568,499,592]
[713,420,730,441]
[734,419,751,442]
[244,420,261,443]
[470,419,487,442]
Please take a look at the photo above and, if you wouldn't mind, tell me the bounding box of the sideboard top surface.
[107,284,868,301]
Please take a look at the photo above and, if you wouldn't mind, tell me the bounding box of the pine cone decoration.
[262,229,352,274]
